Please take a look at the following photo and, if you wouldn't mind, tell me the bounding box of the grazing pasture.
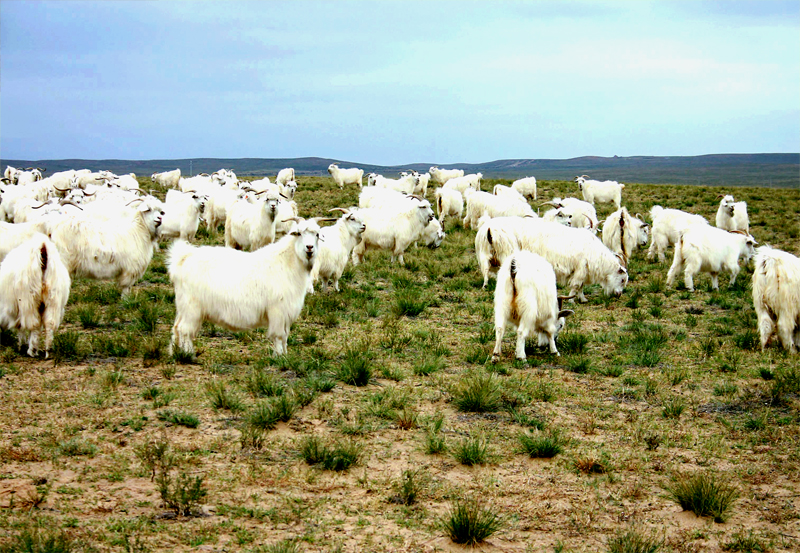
[1,174,799,552]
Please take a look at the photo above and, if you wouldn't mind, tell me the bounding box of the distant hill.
[2,153,798,188]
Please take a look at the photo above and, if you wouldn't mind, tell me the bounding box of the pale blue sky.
[1,0,798,165]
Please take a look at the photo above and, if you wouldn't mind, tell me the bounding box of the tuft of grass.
[388,469,425,505]
[256,539,301,553]
[393,288,428,317]
[337,345,373,386]
[413,355,445,376]
[557,332,589,355]
[298,436,362,471]
[205,381,246,412]
[722,529,769,552]
[453,435,490,466]
[52,331,83,364]
[76,304,101,329]
[245,370,286,398]
[566,356,591,374]
[58,437,97,457]
[137,304,160,334]
[452,372,502,413]
[662,397,686,419]
[441,498,504,545]
[157,409,200,428]
[518,429,564,458]
[666,471,739,523]
[0,524,78,553]
[606,527,663,553]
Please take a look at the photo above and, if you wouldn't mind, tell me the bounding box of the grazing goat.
[49,200,163,295]
[542,197,598,232]
[310,209,366,293]
[575,175,624,209]
[666,227,756,291]
[168,218,325,356]
[434,187,464,225]
[152,169,182,189]
[511,176,537,200]
[601,208,649,263]
[429,167,464,185]
[352,197,435,265]
[443,173,482,195]
[328,164,364,189]
[276,168,295,186]
[716,194,750,234]
[0,234,71,357]
[491,251,573,362]
[647,205,709,263]
[463,190,534,229]
[752,246,800,354]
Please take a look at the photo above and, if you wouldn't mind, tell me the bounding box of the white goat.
[310,209,366,293]
[601,208,649,263]
[276,168,296,186]
[541,197,599,232]
[417,218,445,249]
[575,175,624,209]
[374,173,418,194]
[492,184,527,203]
[475,217,629,301]
[511,176,537,200]
[434,187,464,225]
[429,167,464,185]
[491,251,574,362]
[49,200,163,295]
[715,194,750,234]
[0,234,71,358]
[443,173,482,195]
[647,205,709,263]
[352,198,435,265]
[158,190,208,241]
[168,218,324,356]
[328,164,364,189]
[463,190,534,229]
[666,227,757,291]
[224,192,281,251]
[152,169,182,189]
[752,246,800,354]
[1,220,52,262]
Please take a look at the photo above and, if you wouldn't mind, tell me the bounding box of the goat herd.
[0,164,798,365]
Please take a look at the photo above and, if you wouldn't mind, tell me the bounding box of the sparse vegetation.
[666,471,740,523]
[1,174,797,550]
[441,498,504,545]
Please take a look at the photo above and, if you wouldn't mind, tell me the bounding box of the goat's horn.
[125,198,145,206]
[312,217,338,224]
[53,185,71,192]
[328,208,349,214]
[60,200,83,210]
[280,217,302,224]
[31,202,49,209]
[279,193,289,200]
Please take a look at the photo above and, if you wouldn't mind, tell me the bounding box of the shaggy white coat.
[752,246,800,353]
[666,226,756,291]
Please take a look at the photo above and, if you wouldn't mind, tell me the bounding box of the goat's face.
[139,204,165,237]
[636,221,650,246]
[603,265,629,298]
[427,227,445,249]
[742,235,758,263]
[291,220,321,269]
[283,181,298,199]
[264,196,280,217]
[327,164,336,174]
[345,213,366,238]
[415,200,434,225]
[555,209,572,227]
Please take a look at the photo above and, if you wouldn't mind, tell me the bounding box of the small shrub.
[666,471,739,522]
[453,435,490,466]
[518,429,564,458]
[606,527,662,553]
[644,433,662,451]
[388,469,425,505]
[441,498,503,545]
[574,453,612,475]
[58,437,96,457]
[452,372,502,413]
[157,471,208,516]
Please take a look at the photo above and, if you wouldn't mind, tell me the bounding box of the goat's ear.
[558,309,575,319]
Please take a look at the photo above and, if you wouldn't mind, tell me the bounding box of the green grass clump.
[441,498,504,545]
[52,331,83,364]
[666,471,739,523]
[413,355,445,376]
[518,430,564,458]
[75,305,101,329]
[0,524,78,553]
[388,469,425,505]
[606,527,662,553]
[298,436,361,471]
[157,409,200,428]
[557,332,590,355]
[337,345,373,386]
[393,288,428,317]
[661,397,685,419]
[58,437,97,457]
[452,372,502,413]
[206,381,246,412]
[453,435,490,466]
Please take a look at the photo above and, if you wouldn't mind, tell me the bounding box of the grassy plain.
[0,176,799,552]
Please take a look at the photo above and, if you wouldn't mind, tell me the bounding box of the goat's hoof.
[491,355,499,364]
